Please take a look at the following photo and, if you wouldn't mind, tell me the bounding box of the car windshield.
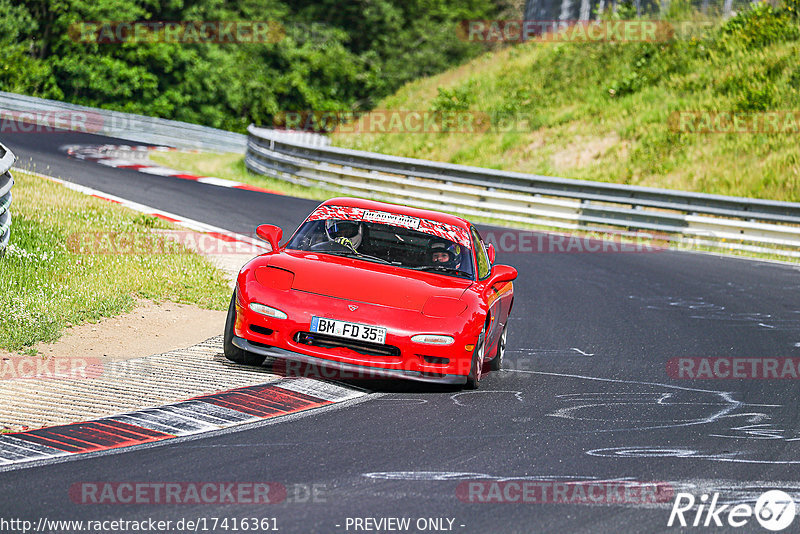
[286,218,475,280]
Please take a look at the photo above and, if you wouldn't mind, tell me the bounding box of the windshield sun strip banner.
[307,205,471,248]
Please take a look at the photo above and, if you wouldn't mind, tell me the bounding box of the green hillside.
[332,2,800,202]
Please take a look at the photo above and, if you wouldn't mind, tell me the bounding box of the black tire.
[489,323,507,371]
[464,326,486,390]
[223,291,266,366]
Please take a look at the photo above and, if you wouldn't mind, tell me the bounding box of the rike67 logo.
[668,490,796,531]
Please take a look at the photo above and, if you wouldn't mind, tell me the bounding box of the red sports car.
[224,197,517,388]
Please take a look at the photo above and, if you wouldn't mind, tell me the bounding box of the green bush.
[719,2,800,48]
[430,84,475,112]
[735,76,778,111]
[1,0,501,133]
[787,0,800,19]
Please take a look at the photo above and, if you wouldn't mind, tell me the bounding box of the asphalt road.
[2,129,800,533]
[5,128,317,234]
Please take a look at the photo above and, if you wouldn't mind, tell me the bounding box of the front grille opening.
[250,324,274,336]
[295,331,400,357]
[422,355,450,365]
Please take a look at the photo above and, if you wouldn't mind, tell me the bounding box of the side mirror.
[256,224,283,252]
[487,264,517,286]
[486,243,496,265]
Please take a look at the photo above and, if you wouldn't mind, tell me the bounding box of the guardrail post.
[0,143,17,255]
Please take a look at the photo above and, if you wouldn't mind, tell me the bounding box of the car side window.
[471,227,490,280]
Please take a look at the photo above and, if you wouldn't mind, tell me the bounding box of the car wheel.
[223,291,266,366]
[489,323,507,371]
[464,326,485,390]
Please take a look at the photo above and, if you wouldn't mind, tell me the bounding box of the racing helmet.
[325,219,363,249]
[428,239,462,269]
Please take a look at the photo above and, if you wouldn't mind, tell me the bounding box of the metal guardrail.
[0,93,331,153]
[0,92,246,152]
[246,125,800,258]
[249,126,330,148]
[0,143,16,254]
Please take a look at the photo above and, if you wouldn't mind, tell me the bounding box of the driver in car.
[428,240,462,270]
[326,219,364,251]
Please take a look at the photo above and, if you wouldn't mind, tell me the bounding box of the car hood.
[266,251,472,311]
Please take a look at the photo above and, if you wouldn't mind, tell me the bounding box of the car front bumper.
[231,335,468,385]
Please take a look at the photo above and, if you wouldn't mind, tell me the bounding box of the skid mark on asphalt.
[549,392,735,424]
[504,347,596,358]
[627,294,800,333]
[450,390,524,407]
[505,369,800,465]
[505,368,742,430]
[585,446,800,465]
[371,398,428,405]
[363,471,632,482]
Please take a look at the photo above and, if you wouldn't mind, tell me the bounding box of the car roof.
[319,197,473,232]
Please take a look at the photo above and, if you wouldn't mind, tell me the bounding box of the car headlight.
[249,302,288,319]
[411,334,455,345]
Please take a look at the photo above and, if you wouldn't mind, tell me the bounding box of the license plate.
[310,317,387,344]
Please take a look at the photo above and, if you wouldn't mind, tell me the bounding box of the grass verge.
[0,170,230,354]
